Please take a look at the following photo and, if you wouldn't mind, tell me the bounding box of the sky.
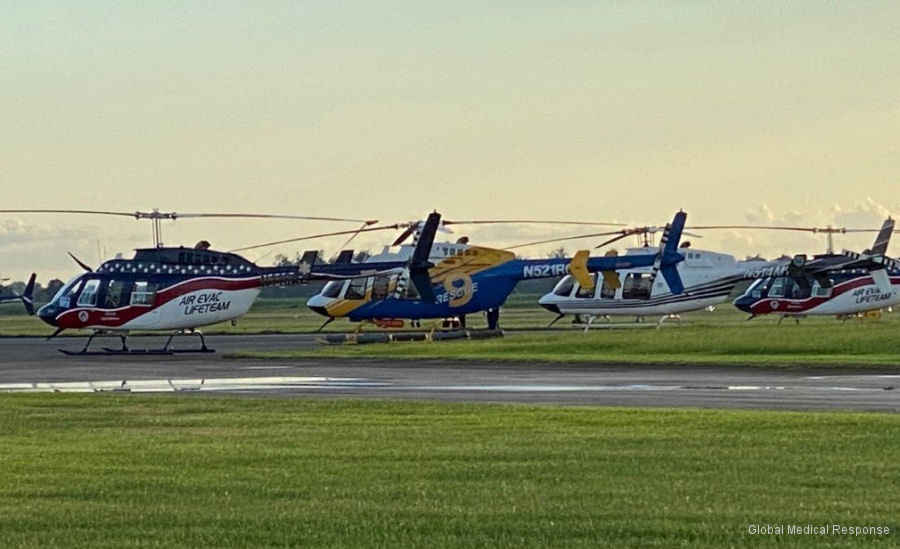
[1,1,898,282]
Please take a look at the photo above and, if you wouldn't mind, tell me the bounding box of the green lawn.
[0,395,896,548]
[227,318,900,368]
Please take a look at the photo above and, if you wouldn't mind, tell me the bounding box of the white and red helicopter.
[732,219,900,320]
[532,218,898,327]
[0,208,423,354]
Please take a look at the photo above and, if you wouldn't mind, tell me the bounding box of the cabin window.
[600,273,618,299]
[768,277,786,298]
[552,276,575,297]
[321,281,344,299]
[371,274,395,300]
[77,279,101,307]
[622,273,652,299]
[104,280,128,308]
[131,281,159,306]
[345,277,368,300]
[811,280,832,298]
[575,275,598,299]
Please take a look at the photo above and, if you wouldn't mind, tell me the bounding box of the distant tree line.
[1,278,65,303]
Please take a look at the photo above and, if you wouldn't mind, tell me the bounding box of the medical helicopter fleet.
[1,207,898,354]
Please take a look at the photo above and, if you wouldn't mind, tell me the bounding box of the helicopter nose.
[537,293,561,314]
[732,296,753,313]
[37,303,59,326]
[308,305,330,318]
[539,301,561,314]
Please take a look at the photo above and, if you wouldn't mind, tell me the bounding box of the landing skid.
[776,315,802,325]
[656,314,682,329]
[59,330,214,356]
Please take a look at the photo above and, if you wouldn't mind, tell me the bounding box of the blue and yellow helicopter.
[306,210,689,330]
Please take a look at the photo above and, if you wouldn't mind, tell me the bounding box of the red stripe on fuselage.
[54,276,261,329]
[749,276,898,315]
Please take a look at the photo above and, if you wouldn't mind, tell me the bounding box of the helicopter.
[0,273,37,315]
[537,218,898,327]
[34,241,445,355]
[538,245,784,328]
[3,209,423,355]
[304,210,690,331]
[733,218,900,321]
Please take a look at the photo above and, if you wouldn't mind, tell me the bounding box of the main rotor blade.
[0,209,377,225]
[443,219,626,227]
[506,230,624,250]
[173,213,378,225]
[595,233,631,249]
[392,226,417,246]
[686,224,882,233]
[229,225,399,253]
[67,252,93,272]
[0,209,136,217]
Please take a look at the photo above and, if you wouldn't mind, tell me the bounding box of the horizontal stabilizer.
[567,250,594,290]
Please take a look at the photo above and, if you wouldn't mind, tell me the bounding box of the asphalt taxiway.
[1,334,898,412]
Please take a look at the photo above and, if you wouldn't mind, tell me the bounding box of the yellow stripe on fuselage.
[429,246,516,284]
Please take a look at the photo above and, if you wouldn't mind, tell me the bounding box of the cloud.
[830,196,896,228]
[0,217,145,282]
[700,198,899,260]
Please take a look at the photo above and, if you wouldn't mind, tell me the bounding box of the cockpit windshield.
[51,275,84,306]
[552,276,575,297]
[321,281,344,299]
[745,277,771,299]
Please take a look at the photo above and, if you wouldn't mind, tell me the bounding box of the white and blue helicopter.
[534,219,898,328]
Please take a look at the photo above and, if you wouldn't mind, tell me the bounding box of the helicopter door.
[344,277,369,301]
[768,277,787,298]
[76,279,101,307]
[599,273,618,299]
[103,279,128,309]
[371,274,396,300]
[130,281,159,306]
[622,273,652,299]
[574,274,598,299]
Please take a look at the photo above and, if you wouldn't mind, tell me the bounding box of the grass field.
[227,310,900,368]
[6,296,900,367]
[0,395,896,548]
